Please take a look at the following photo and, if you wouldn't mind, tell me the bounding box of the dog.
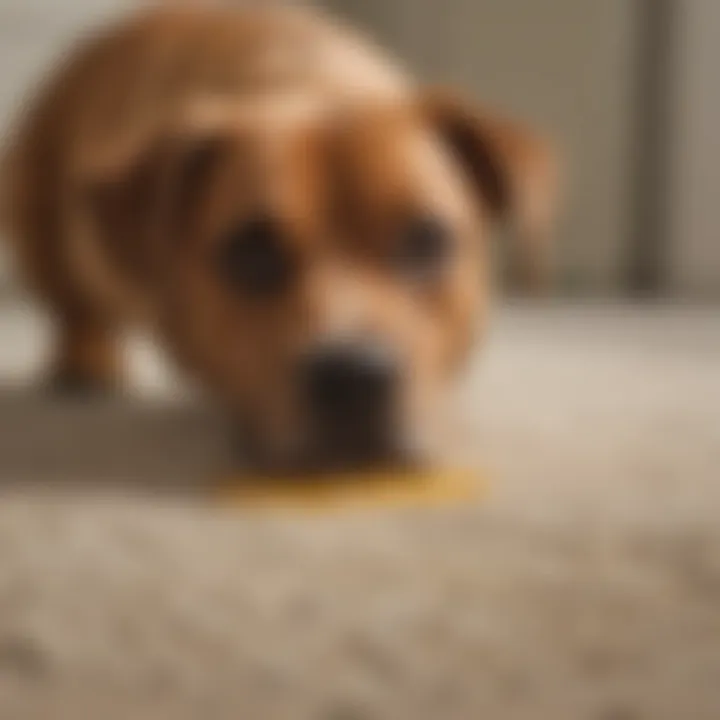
[1,2,557,473]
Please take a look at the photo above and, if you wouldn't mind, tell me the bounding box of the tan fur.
[1,3,556,468]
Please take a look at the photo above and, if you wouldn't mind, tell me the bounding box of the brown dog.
[1,3,556,472]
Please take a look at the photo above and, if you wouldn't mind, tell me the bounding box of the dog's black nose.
[303,343,398,425]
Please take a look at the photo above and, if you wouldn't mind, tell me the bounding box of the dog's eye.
[393,216,450,280]
[216,216,295,297]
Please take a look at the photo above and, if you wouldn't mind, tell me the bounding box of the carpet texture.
[0,302,718,720]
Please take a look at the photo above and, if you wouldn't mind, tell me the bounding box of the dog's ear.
[79,123,226,277]
[421,87,560,293]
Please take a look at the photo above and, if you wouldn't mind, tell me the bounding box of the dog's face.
[91,91,554,471]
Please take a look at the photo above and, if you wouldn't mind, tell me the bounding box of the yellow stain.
[215,468,486,513]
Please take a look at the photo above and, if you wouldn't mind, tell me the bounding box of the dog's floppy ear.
[85,132,224,240]
[422,87,560,293]
[78,119,226,278]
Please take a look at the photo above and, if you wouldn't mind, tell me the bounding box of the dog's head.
[86,90,556,471]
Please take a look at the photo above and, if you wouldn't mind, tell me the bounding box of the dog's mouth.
[301,420,408,474]
[231,414,415,477]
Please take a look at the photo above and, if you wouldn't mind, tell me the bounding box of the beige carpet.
[0,302,719,720]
